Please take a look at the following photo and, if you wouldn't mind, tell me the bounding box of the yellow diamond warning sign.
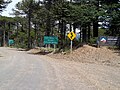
[67,31,76,41]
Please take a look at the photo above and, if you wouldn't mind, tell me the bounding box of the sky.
[1,0,22,17]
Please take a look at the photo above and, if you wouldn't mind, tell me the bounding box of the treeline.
[0,0,120,49]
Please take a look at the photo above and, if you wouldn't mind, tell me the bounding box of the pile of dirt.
[27,48,42,54]
[27,48,52,55]
[49,45,120,67]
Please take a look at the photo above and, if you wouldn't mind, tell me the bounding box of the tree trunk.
[93,0,99,37]
[34,22,37,47]
[70,23,72,32]
[73,23,76,33]
[28,9,31,49]
[46,17,51,36]
[45,0,51,36]
[79,26,82,43]
[3,22,6,47]
[93,20,98,37]
[82,26,87,43]
[8,22,10,46]
[63,21,66,40]
[88,25,91,42]
[16,22,19,47]
[60,20,64,48]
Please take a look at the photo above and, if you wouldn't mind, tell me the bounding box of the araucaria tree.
[10,0,120,49]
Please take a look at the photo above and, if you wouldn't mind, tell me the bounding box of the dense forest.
[0,0,120,50]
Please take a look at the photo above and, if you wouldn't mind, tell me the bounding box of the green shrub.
[89,37,98,44]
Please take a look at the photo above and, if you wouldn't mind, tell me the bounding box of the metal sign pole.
[9,40,10,47]
[54,44,56,52]
[71,40,72,53]
[67,31,76,53]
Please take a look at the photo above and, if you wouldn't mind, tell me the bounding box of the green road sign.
[9,39,14,45]
[44,36,58,44]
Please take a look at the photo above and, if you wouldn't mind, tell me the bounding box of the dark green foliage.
[1,0,119,49]
[0,0,11,12]
[89,37,98,44]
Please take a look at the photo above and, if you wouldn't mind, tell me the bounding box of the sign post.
[70,40,73,53]
[54,44,56,52]
[67,31,76,53]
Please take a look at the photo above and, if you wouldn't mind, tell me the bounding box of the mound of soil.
[27,48,52,55]
[49,45,120,67]
[27,48,41,54]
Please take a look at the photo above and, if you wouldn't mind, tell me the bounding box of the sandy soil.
[48,45,120,67]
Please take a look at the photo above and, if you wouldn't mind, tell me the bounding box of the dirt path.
[0,47,120,90]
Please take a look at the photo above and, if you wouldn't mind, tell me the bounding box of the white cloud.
[1,0,22,17]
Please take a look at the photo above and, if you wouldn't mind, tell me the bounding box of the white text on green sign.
[44,36,58,44]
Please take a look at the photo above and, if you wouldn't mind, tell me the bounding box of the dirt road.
[0,47,120,90]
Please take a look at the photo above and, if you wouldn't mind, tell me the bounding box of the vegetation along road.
[0,47,119,90]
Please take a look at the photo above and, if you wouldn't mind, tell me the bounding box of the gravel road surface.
[0,47,120,90]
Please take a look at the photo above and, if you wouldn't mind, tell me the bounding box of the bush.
[89,37,98,44]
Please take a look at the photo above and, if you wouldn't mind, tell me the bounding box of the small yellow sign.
[67,31,76,41]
